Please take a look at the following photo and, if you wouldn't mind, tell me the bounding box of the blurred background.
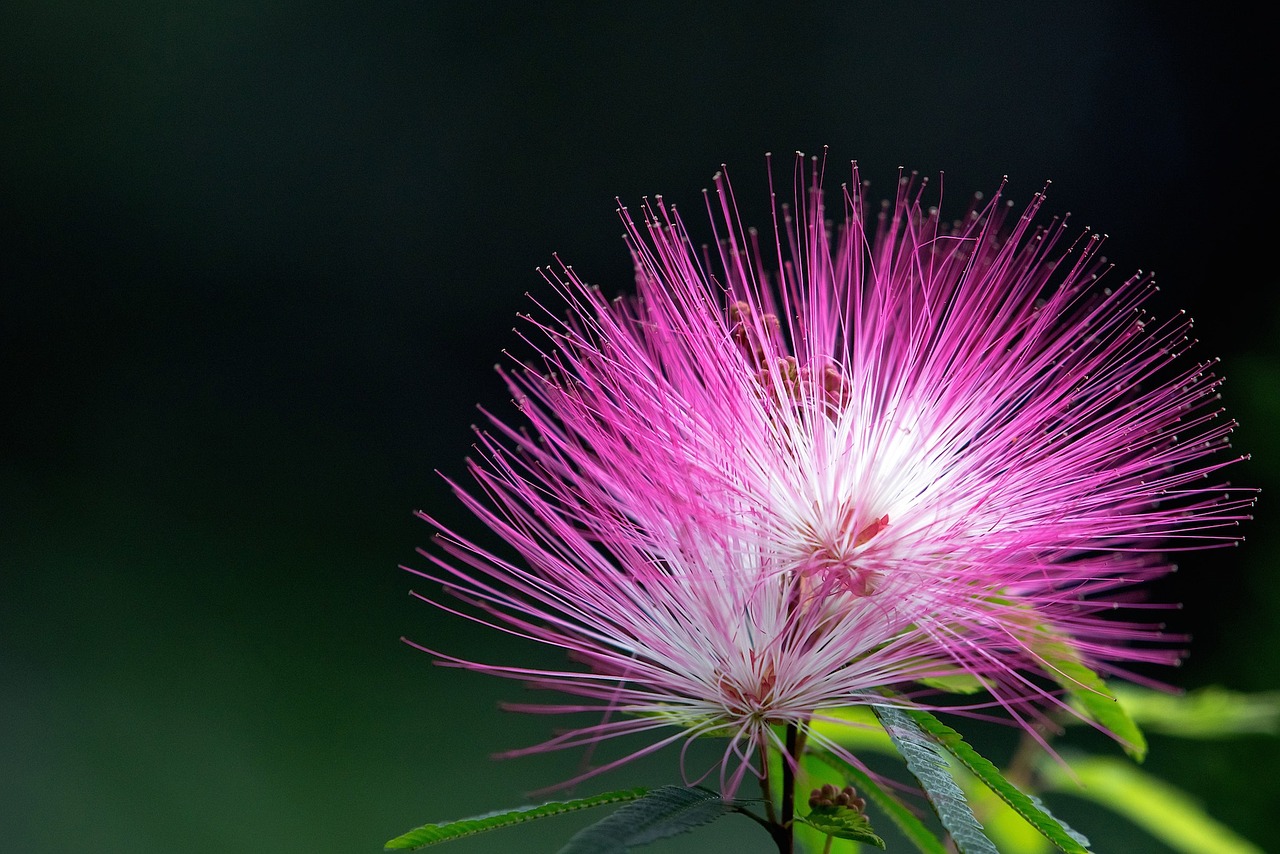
[2,2,1275,852]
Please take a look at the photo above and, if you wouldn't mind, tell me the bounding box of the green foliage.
[1039,755,1266,854]
[383,788,648,850]
[807,750,949,854]
[799,804,886,849]
[873,705,1000,854]
[959,781,1053,854]
[1107,685,1280,739]
[811,706,897,753]
[1014,610,1148,761]
[917,672,988,695]
[807,687,1274,853]
[386,685,1276,853]
[556,785,738,854]
[900,708,1092,854]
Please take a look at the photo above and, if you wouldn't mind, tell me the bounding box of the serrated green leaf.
[873,705,999,854]
[556,785,737,854]
[999,599,1147,761]
[1040,754,1265,854]
[384,788,648,850]
[1049,650,1147,761]
[902,707,1093,854]
[961,781,1053,854]
[808,750,949,854]
[1028,794,1092,851]
[801,805,887,848]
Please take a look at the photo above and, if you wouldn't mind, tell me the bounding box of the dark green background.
[3,3,1276,852]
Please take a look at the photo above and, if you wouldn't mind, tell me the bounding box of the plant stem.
[1004,723,1049,791]
[759,742,778,825]
[778,722,799,854]
[733,805,791,852]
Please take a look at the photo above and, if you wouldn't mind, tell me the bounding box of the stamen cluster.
[407,153,1252,793]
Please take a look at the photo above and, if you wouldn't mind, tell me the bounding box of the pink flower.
[406,153,1252,794]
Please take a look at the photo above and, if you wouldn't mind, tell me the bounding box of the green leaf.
[1001,600,1147,761]
[872,705,999,854]
[1040,754,1265,854]
[811,706,897,754]
[556,785,737,854]
[917,673,988,695]
[1027,794,1092,851]
[1049,650,1147,761]
[901,707,1093,854]
[800,805,886,848]
[1108,685,1280,739]
[384,788,648,850]
[808,750,950,854]
[960,781,1053,854]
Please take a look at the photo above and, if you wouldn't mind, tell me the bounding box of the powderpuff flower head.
[407,152,1252,795]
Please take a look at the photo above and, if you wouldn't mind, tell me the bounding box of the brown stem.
[1003,723,1048,791]
[732,805,791,852]
[778,722,799,854]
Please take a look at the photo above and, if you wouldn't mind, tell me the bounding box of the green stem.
[759,741,778,825]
